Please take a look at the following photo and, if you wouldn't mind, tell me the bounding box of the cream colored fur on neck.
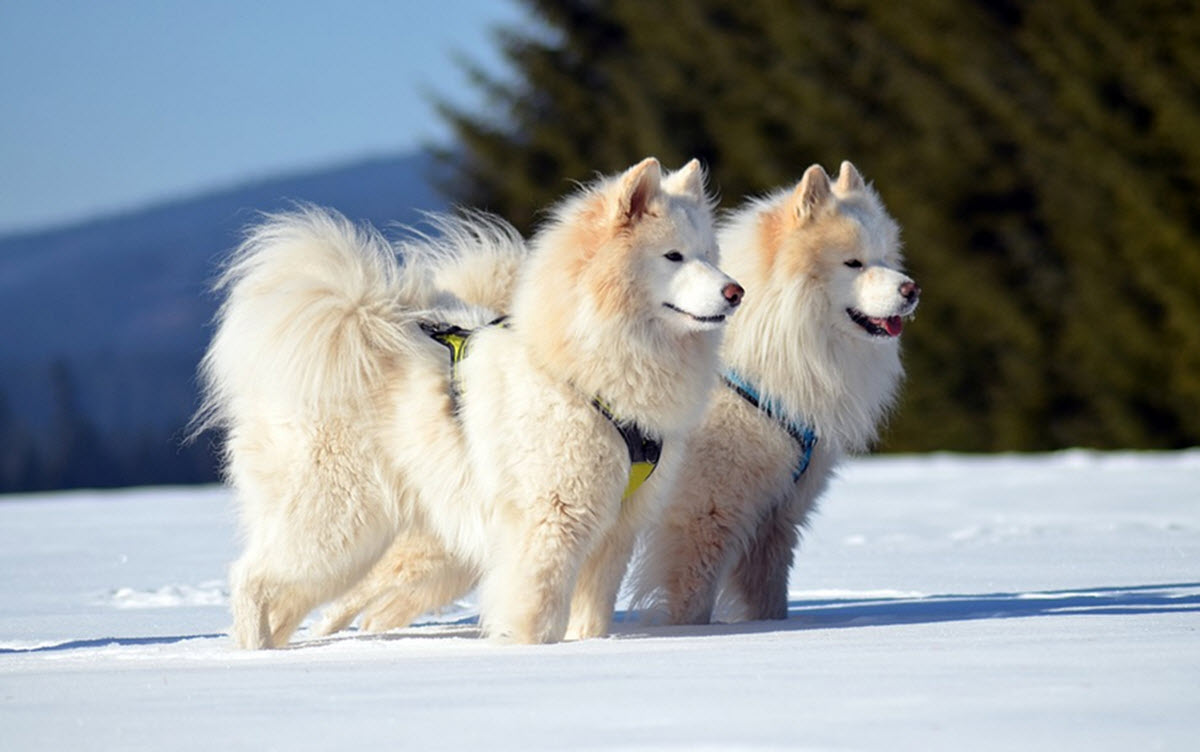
[717,184,904,454]
[508,170,722,438]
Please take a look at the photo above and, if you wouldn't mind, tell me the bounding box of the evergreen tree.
[438,0,1200,451]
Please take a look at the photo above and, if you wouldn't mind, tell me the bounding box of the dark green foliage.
[438,0,1200,451]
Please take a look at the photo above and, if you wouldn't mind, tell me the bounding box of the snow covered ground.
[2,451,1197,751]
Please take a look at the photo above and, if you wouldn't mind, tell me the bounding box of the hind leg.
[228,551,331,649]
[360,555,476,632]
[268,586,320,647]
[229,549,361,649]
[229,555,272,649]
[316,528,477,635]
[226,482,395,648]
[314,579,376,637]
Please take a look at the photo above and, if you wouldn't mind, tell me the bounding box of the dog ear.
[617,157,663,222]
[835,161,865,193]
[792,164,833,222]
[663,159,706,201]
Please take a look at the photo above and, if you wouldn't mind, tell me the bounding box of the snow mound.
[103,580,228,609]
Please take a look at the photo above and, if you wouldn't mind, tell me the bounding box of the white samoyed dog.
[631,161,920,623]
[193,158,743,647]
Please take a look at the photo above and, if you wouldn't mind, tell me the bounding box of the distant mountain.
[0,151,449,492]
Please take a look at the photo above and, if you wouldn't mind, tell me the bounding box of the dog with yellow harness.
[193,157,742,647]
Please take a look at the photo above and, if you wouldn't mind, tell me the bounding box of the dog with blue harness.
[632,161,919,626]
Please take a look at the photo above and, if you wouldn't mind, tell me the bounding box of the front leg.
[651,495,737,625]
[479,491,613,644]
[727,448,835,621]
[728,500,799,621]
[564,500,640,640]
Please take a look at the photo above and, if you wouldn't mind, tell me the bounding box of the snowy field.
[1,451,1197,751]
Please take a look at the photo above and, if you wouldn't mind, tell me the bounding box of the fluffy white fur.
[316,161,917,635]
[631,161,920,624]
[195,157,741,647]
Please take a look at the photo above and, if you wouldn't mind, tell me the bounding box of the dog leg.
[635,423,791,626]
[480,496,606,644]
[565,507,639,640]
[315,528,477,635]
[663,547,724,625]
[730,450,833,620]
[228,489,395,648]
[728,501,799,621]
[267,586,319,647]
[231,554,362,648]
[357,529,477,632]
[313,582,374,637]
[228,555,273,649]
[645,494,744,625]
[360,557,476,632]
[314,533,418,637]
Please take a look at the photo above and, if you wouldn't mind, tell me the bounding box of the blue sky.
[0,1,529,235]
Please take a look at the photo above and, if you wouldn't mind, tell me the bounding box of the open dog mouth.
[847,308,904,337]
[663,302,727,324]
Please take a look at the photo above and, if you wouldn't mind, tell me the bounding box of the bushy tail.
[399,210,528,315]
[191,207,422,437]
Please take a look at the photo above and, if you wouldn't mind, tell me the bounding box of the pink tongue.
[883,316,903,336]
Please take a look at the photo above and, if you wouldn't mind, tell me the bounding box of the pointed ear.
[617,157,662,222]
[835,160,865,193]
[663,158,706,201]
[792,164,833,222]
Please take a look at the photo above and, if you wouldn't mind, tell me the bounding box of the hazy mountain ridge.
[0,151,448,491]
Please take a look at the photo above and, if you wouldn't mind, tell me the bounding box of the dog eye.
[664,251,684,262]
[844,260,863,269]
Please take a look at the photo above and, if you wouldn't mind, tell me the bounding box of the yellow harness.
[420,320,661,500]
[591,399,662,499]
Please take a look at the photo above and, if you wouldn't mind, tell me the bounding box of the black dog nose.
[900,281,921,300]
[723,283,744,307]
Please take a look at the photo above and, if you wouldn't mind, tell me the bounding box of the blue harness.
[722,370,818,481]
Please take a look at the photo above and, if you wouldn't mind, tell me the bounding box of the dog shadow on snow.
[608,581,1200,639]
[8,582,1197,654]
[306,580,1200,645]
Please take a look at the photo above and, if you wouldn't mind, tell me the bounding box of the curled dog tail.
[400,210,528,315]
[192,206,421,437]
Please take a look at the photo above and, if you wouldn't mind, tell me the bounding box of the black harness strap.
[591,399,663,466]
[419,317,661,499]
